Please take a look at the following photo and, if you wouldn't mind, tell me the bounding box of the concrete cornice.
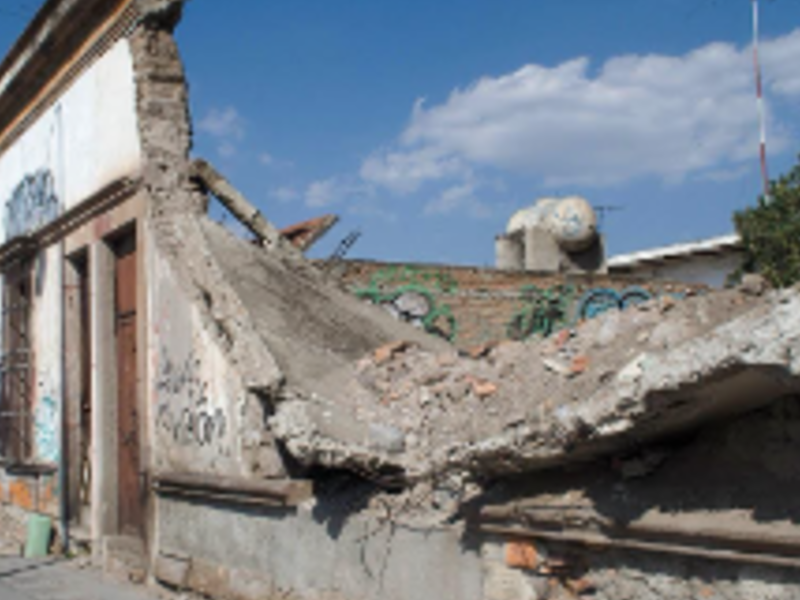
[0,0,135,156]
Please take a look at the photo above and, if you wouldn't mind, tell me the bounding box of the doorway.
[113,231,143,538]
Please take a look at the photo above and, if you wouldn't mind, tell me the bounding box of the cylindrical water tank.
[547,196,597,252]
[506,198,559,235]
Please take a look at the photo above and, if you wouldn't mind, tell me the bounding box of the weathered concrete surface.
[157,492,482,600]
[191,159,295,254]
[270,284,800,484]
[0,554,161,600]
[200,218,449,398]
[472,397,800,599]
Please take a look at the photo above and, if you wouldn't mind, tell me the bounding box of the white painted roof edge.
[608,234,742,268]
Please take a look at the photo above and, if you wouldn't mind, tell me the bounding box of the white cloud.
[198,107,246,140]
[424,181,492,219]
[305,177,371,208]
[361,30,800,191]
[198,106,247,158]
[762,29,800,97]
[305,178,341,208]
[360,145,470,194]
[217,141,237,158]
[348,201,398,222]
[270,186,300,203]
[694,165,751,183]
[259,152,294,170]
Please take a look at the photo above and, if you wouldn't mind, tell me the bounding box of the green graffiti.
[355,267,458,341]
[506,284,576,340]
[358,265,459,294]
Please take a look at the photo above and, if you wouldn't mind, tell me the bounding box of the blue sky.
[3,1,800,265]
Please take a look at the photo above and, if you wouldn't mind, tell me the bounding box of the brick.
[505,540,542,570]
[570,355,590,376]
[373,341,412,365]
[466,376,499,398]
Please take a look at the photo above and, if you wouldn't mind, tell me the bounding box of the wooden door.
[114,233,143,537]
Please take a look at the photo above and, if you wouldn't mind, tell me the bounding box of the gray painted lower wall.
[157,496,482,600]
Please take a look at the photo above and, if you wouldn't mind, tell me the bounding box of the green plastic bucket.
[23,514,52,558]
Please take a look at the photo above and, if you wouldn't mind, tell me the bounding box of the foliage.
[733,157,800,288]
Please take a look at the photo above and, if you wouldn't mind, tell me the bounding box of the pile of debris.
[272,277,800,489]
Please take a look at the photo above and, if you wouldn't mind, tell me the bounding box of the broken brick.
[505,540,541,570]
[566,577,596,596]
[463,341,498,359]
[473,379,498,398]
[554,329,571,349]
[658,295,677,313]
[373,341,413,365]
[570,355,590,376]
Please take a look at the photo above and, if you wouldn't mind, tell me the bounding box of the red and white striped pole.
[752,0,770,200]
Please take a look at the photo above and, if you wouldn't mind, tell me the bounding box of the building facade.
[1,4,800,600]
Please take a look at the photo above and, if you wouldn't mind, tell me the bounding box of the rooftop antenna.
[594,205,624,231]
[327,229,361,263]
[752,0,771,200]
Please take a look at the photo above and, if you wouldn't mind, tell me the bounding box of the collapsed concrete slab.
[270,284,800,484]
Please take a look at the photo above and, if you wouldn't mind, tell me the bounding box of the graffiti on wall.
[507,285,657,341]
[506,284,577,341]
[576,287,653,321]
[155,347,229,450]
[355,266,458,341]
[349,264,690,345]
[34,395,58,463]
[4,169,61,240]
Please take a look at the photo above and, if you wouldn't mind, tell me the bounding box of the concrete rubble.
[270,278,800,490]
[4,0,800,597]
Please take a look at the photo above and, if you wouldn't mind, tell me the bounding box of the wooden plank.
[153,472,312,507]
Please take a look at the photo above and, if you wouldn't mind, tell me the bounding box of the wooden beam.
[191,159,297,255]
[152,472,312,507]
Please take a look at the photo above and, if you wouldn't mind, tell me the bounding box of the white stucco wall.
[0,38,141,244]
[0,38,141,465]
[31,244,63,463]
[148,237,250,475]
[614,252,742,289]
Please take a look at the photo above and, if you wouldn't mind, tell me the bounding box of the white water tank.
[506,198,559,235]
[547,196,598,252]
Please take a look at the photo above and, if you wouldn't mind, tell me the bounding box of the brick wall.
[332,260,707,349]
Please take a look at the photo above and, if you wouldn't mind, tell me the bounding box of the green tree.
[733,156,800,287]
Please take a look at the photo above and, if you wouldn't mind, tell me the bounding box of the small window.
[0,260,33,464]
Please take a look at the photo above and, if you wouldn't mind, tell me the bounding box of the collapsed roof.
[268,276,800,484]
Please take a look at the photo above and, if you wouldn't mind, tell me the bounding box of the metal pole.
[752,0,770,200]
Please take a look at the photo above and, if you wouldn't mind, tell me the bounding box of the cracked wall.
[476,396,800,599]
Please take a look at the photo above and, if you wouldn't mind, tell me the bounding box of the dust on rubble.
[273,281,782,499]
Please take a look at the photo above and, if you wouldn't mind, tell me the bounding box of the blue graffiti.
[576,286,653,321]
[35,396,59,463]
[4,169,60,240]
